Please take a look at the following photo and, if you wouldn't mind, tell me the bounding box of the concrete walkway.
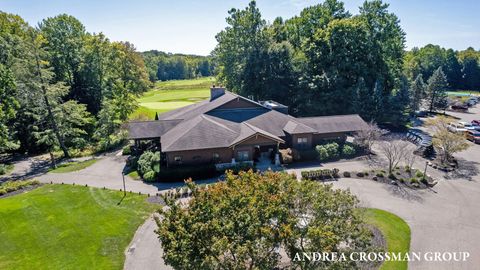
[124,214,172,270]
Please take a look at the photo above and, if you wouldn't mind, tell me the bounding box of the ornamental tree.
[155,170,373,269]
[426,116,470,164]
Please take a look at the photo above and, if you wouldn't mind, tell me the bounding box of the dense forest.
[2,0,480,160]
[213,0,480,123]
[0,12,150,159]
[142,51,214,82]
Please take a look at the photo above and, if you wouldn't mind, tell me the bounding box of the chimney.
[210,85,225,101]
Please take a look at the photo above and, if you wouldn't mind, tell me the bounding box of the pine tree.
[426,67,448,112]
[372,80,384,121]
[410,74,426,112]
[154,112,159,120]
[390,76,411,124]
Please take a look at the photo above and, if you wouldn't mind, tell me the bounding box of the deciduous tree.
[156,170,372,269]
[426,116,469,164]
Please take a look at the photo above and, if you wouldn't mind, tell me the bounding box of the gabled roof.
[126,120,182,139]
[297,114,369,133]
[127,90,369,152]
[283,120,317,134]
[161,115,238,152]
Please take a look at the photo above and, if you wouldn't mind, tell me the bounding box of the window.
[174,156,182,163]
[297,137,308,149]
[297,137,308,144]
[237,150,249,161]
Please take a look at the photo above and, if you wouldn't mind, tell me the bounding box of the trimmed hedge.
[301,168,340,180]
[0,180,40,196]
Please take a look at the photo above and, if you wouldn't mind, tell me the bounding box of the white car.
[458,121,477,130]
[448,123,468,133]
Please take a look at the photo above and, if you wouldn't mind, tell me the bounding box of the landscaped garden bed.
[301,168,340,181]
[343,166,437,189]
[0,179,40,197]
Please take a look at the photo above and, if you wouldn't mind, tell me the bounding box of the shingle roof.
[127,90,368,151]
[283,120,317,134]
[126,120,182,139]
[297,114,369,133]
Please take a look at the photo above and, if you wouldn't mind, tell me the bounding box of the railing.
[214,161,254,171]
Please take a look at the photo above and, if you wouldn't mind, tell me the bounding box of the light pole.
[122,173,126,196]
[423,161,428,180]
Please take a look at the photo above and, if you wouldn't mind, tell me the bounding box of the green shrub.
[0,164,14,175]
[122,145,132,155]
[343,171,351,177]
[399,178,405,183]
[137,151,160,175]
[420,178,429,185]
[376,173,384,178]
[410,178,418,184]
[301,168,340,180]
[404,166,411,173]
[396,171,401,175]
[315,142,339,161]
[316,146,329,161]
[143,171,156,182]
[356,172,365,177]
[363,171,369,176]
[325,142,339,158]
[415,170,424,178]
[342,144,356,157]
[388,174,396,180]
[0,180,40,195]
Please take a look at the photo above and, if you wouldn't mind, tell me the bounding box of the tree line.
[0,12,150,160]
[404,45,480,91]
[142,50,214,82]
[213,0,479,125]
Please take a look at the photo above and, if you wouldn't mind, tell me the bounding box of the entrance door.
[237,150,249,161]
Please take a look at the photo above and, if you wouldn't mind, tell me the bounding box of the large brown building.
[127,87,368,167]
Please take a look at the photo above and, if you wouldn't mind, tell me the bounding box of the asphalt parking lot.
[331,104,480,270]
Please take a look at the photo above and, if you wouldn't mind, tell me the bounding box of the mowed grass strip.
[0,184,157,270]
[49,159,98,173]
[363,208,411,270]
[131,77,214,120]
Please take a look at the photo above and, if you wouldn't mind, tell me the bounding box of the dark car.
[451,104,468,112]
[472,120,480,126]
[466,130,480,143]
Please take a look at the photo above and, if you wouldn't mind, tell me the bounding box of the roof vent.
[210,86,225,101]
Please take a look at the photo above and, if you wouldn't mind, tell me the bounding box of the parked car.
[448,123,468,133]
[451,104,468,112]
[471,120,480,126]
[466,130,480,143]
[459,121,477,130]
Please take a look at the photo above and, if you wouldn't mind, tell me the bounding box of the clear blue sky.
[1,0,479,55]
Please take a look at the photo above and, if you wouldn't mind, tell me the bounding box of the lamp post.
[122,173,126,196]
[423,161,428,180]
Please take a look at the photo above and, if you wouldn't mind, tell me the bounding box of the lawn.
[0,184,157,270]
[363,208,411,270]
[130,77,214,120]
[49,158,98,173]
